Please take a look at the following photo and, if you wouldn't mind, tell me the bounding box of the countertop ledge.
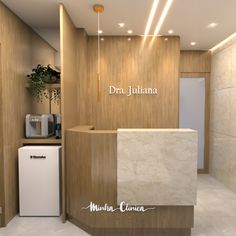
[118,128,196,132]
[68,126,197,133]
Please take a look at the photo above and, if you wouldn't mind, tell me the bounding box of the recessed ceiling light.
[98,30,103,34]
[164,38,168,41]
[207,22,218,29]
[144,0,160,36]
[128,38,131,41]
[153,0,173,36]
[101,38,104,41]
[118,23,125,28]
[190,42,196,46]
[128,30,133,34]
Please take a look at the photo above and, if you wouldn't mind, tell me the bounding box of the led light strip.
[153,0,173,36]
[144,0,160,37]
[210,32,236,52]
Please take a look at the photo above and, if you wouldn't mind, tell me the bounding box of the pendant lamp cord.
[98,12,100,75]
[97,12,101,101]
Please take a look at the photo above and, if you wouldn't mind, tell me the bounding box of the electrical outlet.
[0,207,2,214]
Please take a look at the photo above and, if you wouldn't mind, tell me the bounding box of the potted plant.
[27,64,61,103]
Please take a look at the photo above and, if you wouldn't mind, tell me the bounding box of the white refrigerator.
[18,146,61,216]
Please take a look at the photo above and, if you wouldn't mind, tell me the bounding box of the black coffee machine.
[53,114,61,139]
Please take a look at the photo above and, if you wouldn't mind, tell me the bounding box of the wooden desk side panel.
[66,131,92,224]
[66,130,194,230]
[91,132,117,206]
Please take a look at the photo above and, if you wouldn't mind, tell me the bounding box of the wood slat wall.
[180,51,211,173]
[0,2,56,225]
[78,36,180,129]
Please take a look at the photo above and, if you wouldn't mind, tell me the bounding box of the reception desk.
[66,126,197,236]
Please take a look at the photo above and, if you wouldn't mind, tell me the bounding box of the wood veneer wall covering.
[79,36,180,129]
[0,2,56,225]
[60,4,80,221]
[0,44,5,227]
[180,51,211,173]
[60,4,78,130]
[180,51,211,73]
[77,29,88,125]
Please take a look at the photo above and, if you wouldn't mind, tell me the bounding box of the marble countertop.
[117,129,198,206]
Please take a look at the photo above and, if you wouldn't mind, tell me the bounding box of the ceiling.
[2,0,236,50]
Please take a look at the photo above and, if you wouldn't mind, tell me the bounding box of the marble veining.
[117,129,198,206]
[210,40,236,193]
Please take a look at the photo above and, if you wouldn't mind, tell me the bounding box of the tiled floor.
[0,175,236,236]
[0,217,89,236]
[192,175,236,236]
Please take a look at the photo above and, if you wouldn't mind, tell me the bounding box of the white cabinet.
[18,146,61,216]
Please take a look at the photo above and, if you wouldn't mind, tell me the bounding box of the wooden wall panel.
[78,36,180,129]
[0,44,5,227]
[60,4,79,222]
[180,51,211,173]
[0,2,32,224]
[66,130,92,224]
[60,4,78,130]
[77,29,88,125]
[0,2,57,225]
[180,51,211,73]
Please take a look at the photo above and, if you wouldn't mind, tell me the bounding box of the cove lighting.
[153,0,173,36]
[128,30,133,34]
[144,0,160,36]
[210,32,236,52]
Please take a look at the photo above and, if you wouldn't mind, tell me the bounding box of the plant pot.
[42,75,58,84]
